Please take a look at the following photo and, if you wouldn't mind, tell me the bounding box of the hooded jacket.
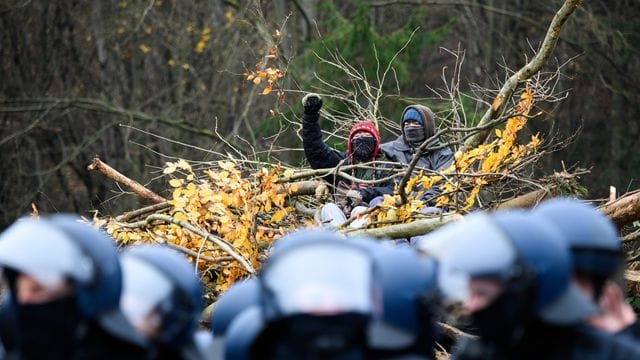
[380,104,454,204]
[301,111,393,203]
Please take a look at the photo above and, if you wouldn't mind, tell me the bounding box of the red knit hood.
[347,120,381,159]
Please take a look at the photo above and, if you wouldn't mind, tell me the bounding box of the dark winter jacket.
[618,319,640,343]
[452,323,640,360]
[302,111,394,203]
[379,104,454,204]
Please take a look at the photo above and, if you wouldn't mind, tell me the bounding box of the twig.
[622,229,640,243]
[87,156,167,204]
[438,321,477,340]
[121,213,255,274]
[292,201,318,218]
[115,201,172,222]
[164,243,233,267]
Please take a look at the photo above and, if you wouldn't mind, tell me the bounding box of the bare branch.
[0,97,216,139]
[120,213,255,274]
[115,202,172,222]
[87,156,167,204]
[460,0,582,153]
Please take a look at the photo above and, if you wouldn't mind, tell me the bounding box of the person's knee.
[320,203,347,228]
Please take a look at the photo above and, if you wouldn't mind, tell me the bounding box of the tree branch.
[0,97,216,139]
[397,112,517,204]
[121,213,255,274]
[115,201,172,222]
[460,0,582,153]
[347,213,462,239]
[87,156,167,204]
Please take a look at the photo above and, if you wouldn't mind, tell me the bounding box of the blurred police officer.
[119,245,215,360]
[533,198,640,342]
[0,214,148,359]
[418,211,640,359]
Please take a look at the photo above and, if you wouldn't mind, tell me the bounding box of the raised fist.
[302,93,323,114]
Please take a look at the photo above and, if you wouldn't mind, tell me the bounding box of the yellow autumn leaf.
[225,10,235,22]
[169,178,184,187]
[530,133,541,149]
[271,209,285,223]
[219,161,236,171]
[195,41,206,53]
[163,163,177,174]
[172,214,188,225]
[139,44,151,54]
[262,85,273,95]
[175,159,192,172]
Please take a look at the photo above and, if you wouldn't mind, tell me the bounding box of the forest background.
[0,0,638,228]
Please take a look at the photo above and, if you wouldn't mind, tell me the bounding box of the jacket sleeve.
[357,183,395,204]
[420,147,455,205]
[302,111,347,169]
[429,146,454,173]
[355,157,397,203]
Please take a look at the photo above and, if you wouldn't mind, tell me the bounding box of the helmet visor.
[419,213,516,303]
[120,256,173,328]
[262,243,377,317]
[0,218,94,288]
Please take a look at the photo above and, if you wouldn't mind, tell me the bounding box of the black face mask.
[470,287,533,348]
[16,296,81,359]
[263,315,368,360]
[351,137,376,163]
[404,126,425,144]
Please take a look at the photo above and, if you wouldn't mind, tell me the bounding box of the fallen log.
[347,213,463,239]
[599,190,640,228]
[492,188,550,210]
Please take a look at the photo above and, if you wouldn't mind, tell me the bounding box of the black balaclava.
[470,275,535,349]
[351,136,376,163]
[402,108,426,145]
[258,314,368,360]
[15,295,82,359]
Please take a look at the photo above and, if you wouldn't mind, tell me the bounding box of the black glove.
[302,93,323,115]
